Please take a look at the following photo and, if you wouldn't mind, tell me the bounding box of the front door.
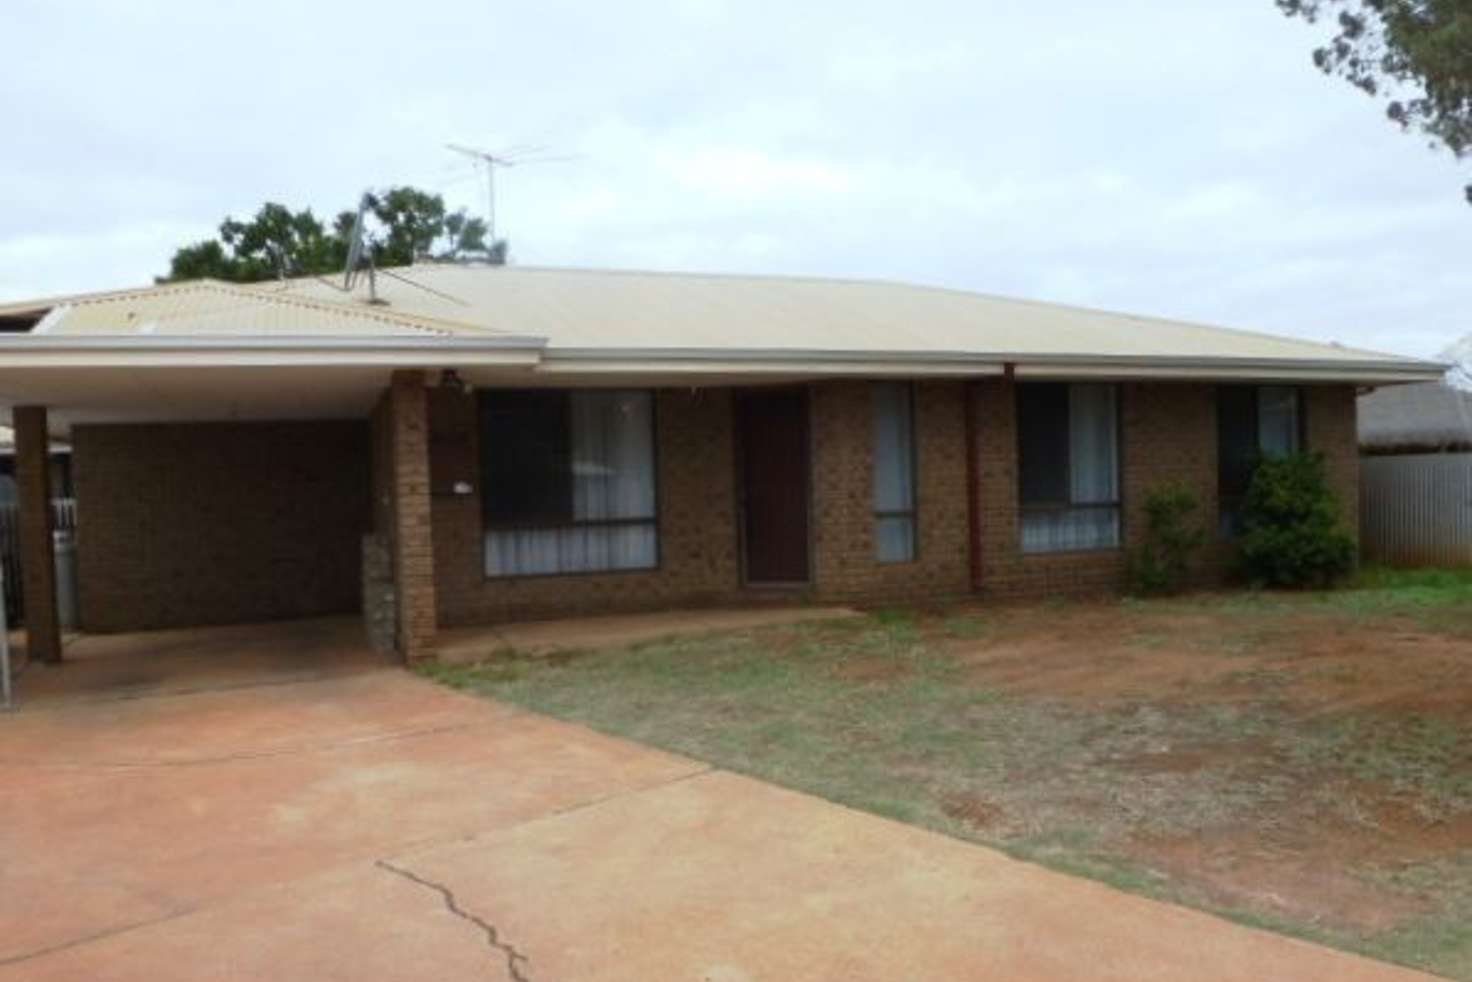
[736,387,810,584]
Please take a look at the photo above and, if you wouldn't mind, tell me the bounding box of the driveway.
[0,622,1439,981]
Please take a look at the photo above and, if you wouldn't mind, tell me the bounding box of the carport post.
[14,406,61,664]
[373,371,438,662]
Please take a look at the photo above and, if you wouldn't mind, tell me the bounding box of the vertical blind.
[483,390,658,577]
[873,382,917,563]
[1019,383,1120,553]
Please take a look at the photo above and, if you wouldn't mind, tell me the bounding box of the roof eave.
[0,334,548,369]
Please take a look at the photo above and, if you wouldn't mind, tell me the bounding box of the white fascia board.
[0,335,547,369]
[537,359,1006,377]
[1014,360,1448,384]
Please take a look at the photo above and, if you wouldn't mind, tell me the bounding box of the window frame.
[1016,382,1124,555]
[872,381,920,564]
[479,388,662,579]
[1216,384,1306,539]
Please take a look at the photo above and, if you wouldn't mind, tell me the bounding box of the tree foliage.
[1277,0,1472,202]
[161,187,500,283]
[1238,453,1357,588]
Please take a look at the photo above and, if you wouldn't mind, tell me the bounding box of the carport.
[0,281,546,685]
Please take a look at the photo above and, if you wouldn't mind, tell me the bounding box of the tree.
[160,186,504,283]
[1277,0,1472,203]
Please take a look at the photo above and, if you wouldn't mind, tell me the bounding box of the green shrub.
[1127,482,1207,595]
[1238,453,1356,588]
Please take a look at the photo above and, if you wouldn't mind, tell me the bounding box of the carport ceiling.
[0,365,428,434]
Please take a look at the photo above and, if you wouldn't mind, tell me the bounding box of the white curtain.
[1257,386,1300,457]
[486,390,658,576]
[1021,383,1120,553]
[873,382,916,563]
[1069,384,1118,504]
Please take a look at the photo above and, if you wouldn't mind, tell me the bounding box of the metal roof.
[0,264,1446,383]
[257,264,1442,381]
[2,280,494,339]
[1359,380,1472,450]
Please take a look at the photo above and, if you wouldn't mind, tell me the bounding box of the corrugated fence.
[1361,453,1472,566]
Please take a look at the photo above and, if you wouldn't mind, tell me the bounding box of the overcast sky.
[1,0,1467,358]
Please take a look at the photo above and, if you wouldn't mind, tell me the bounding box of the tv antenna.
[444,144,581,244]
[342,190,383,303]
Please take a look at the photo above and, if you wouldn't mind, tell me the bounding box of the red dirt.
[947,602,1472,718]
[926,599,1472,938]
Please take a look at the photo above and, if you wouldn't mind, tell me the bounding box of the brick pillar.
[14,407,61,664]
[371,371,438,662]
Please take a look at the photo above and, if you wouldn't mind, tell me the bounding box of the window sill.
[1019,545,1123,559]
[483,564,660,582]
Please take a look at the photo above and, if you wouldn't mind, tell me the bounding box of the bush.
[1238,452,1356,588]
[1127,482,1207,595]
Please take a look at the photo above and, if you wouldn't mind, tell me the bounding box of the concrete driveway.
[0,621,1440,981]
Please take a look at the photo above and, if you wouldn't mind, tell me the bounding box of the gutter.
[0,334,548,369]
[0,335,1444,384]
[539,346,1448,384]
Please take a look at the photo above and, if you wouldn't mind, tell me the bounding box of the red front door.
[736,387,811,584]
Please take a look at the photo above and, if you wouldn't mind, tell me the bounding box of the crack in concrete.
[376,859,531,981]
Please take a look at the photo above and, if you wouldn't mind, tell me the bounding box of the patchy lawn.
[424,568,1472,980]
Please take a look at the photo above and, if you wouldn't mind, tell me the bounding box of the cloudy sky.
[2,0,1467,358]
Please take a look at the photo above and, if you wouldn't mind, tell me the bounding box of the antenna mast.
[444,144,581,246]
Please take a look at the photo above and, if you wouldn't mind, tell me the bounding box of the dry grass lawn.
[426,569,1472,979]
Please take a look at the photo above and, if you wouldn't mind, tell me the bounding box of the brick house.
[0,266,1441,664]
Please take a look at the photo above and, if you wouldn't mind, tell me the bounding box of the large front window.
[480,389,658,577]
[1017,382,1121,553]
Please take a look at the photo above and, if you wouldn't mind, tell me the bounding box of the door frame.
[732,384,814,588]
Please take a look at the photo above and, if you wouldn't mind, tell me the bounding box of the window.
[1017,383,1120,553]
[1217,385,1302,536]
[873,382,917,563]
[480,389,658,576]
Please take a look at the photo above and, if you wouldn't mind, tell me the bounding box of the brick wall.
[810,381,972,604]
[68,378,1361,636]
[1305,384,1360,537]
[431,387,741,625]
[74,421,370,632]
[978,379,1359,598]
[370,371,438,661]
[429,378,1362,622]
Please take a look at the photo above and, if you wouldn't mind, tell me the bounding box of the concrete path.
[0,626,1441,980]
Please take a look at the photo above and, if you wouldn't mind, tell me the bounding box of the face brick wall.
[429,386,742,626]
[810,381,972,604]
[978,379,1360,598]
[427,378,1362,622]
[74,421,371,632]
[1305,384,1360,536]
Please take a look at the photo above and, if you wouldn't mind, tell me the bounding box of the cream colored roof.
[255,263,1432,372]
[0,263,1445,384]
[4,279,495,339]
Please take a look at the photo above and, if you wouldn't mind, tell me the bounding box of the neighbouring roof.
[0,264,1445,411]
[1359,380,1472,451]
